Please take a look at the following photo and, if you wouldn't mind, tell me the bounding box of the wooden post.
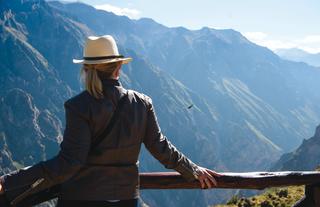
[315,185,320,206]
[293,184,320,207]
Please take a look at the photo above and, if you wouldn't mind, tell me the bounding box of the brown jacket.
[1,79,199,203]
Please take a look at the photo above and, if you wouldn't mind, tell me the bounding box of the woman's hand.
[0,178,4,195]
[195,166,221,189]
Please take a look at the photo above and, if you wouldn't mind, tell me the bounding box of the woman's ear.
[113,63,122,79]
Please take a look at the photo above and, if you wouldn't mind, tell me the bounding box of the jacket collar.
[101,78,121,86]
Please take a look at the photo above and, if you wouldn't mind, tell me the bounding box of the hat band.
[83,55,124,61]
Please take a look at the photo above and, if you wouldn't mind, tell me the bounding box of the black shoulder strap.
[90,91,128,152]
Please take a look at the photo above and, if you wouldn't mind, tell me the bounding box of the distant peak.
[315,125,320,138]
[137,17,156,24]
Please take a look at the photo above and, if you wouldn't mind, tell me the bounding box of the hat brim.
[73,57,132,65]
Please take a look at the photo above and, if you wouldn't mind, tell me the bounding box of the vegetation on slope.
[214,186,304,207]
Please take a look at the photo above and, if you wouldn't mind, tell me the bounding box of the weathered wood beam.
[13,171,320,206]
[140,171,320,190]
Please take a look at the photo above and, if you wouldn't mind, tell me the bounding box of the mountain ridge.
[272,125,320,171]
[275,48,320,67]
[48,3,320,154]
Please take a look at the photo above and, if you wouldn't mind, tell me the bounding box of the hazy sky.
[62,0,320,53]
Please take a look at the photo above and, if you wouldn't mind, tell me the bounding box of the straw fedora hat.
[73,35,132,65]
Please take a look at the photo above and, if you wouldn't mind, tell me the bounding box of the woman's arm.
[0,100,92,202]
[142,98,220,188]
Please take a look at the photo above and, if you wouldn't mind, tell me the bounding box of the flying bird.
[187,104,194,109]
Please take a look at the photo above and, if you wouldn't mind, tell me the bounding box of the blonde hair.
[80,61,122,99]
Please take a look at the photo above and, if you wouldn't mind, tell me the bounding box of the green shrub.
[227,195,240,205]
[277,189,288,198]
[261,200,273,207]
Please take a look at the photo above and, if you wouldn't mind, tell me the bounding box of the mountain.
[2,0,320,206]
[272,125,320,171]
[0,0,223,206]
[275,48,320,67]
[50,1,320,154]
[0,0,74,173]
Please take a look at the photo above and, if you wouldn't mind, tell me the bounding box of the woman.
[0,35,220,207]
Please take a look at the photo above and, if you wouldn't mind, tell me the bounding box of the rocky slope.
[0,0,73,172]
[272,125,320,171]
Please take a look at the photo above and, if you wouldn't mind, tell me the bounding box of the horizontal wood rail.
[140,171,320,189]
[140,171,320,207]
[15,171,320,207]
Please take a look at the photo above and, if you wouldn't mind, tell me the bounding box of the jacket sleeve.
[142,98,200,182]
[1,100,91,202]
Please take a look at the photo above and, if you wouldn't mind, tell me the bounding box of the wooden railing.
[140,171,320,207]
[18,171,320,207]
[141,171,320,189]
